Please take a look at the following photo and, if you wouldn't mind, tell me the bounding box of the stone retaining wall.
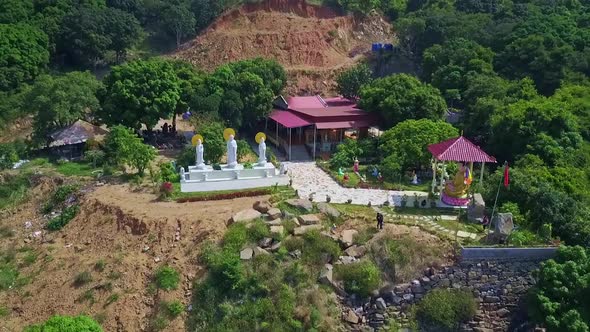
[460,247,558,262]
[345,260,542,332]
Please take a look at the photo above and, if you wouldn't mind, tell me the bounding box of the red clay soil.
[171,0,392,95]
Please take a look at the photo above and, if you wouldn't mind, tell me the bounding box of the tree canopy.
[103,125,156,175]
[336,64,373,100]
[98,59,181,130]
[28,72,101,146]
[359,74,447,128]
[0,23,49,91]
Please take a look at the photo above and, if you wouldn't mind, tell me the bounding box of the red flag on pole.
[503,163,510,188]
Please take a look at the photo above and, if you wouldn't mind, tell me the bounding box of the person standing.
[376,212,384,230]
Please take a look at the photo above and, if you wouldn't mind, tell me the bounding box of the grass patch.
[370,235,447,282]
[354,227,379,245]
[0,306,8,317]
[0,225,15,238]
[55,161,96,177]
[74,271,92,287]
[94,260,106,272]
[21,250,38,267]
[150,314,169,332]
[77,289,95,304]
[301,230,341,267]
[334,260,381,298]
[414,288,477,331]
[162,300,184,319]
[0,263,19,291]
[105,293,120,306]
[436,219,482,234]
[107,271,122,280]
[0,173,31,210]
[154,266,179,291]
[47,205,80,231]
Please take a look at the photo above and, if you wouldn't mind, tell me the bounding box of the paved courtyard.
[286,162,428,206]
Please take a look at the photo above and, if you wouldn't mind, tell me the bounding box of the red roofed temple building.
[267,95,377,160]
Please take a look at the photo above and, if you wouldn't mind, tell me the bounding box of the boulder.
[253,246,269,256]
[492,213,514,242]
[318,264,333,285]
[317,202,341,218]
[394,283,410,294]
[270,241,281,252]
[266,218,282,226]
[240,248,253,260]
[289,249,302,259]
[270,225,284,237]
[375,297,387,310]
[344,309,359,324]
[467,193,485,223]
[339,256,357,264]
[253,201,272,213]
[259,237,273,248]
[341,229,358,247]
[267,208,282,220]
[293,224,322,235]
[344,245,367,258]
[286,199,313,212]
[229,209,261,224]
[298,214,320,225]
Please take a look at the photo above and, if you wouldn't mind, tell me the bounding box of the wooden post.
[431,159,437,194]
[275,120,279,148]
[313,125,317,160]
[289,127,292,161]
[439,161,446,195]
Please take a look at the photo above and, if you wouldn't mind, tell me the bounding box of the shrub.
[159,182,174,199]
[160,162,179,182]
[302,231,341,266]
[24,315,103,332]
[283,236,304,252]
[247,220,270,242]
[94,260,106,272]
[222,223,248,252]
[237,139,251,161]
[74,271,93,286]
[335,260,380,297]
[47,205,80,231]
[508,230,543,246]
[163,300,184,318]
[415,289,477,331]
[243,161,253,169]
[84,149,106,168]
[154,266,180,291]
[105,293,119,306]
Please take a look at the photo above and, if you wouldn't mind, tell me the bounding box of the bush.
[302,231,341,266]
[415,289,477,331]
[237,139,251,161]
[160,162,179,182]
[24,315,103,332]
[154,266,180,291]
[94,260,106,272]
[84,149,106,168]
[222,223,248,252]
[0,142,19,170]
[163,300,184,318]
[74,271,93,287]
[330,139,362,169]
[47,205,80,231]
[335,260,380,297]
[247,220,270,242]
[508,230,543,246]
[159,182,174,199]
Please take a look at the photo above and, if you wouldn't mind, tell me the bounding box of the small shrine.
[179,129,288,192]
[428,136,496,206]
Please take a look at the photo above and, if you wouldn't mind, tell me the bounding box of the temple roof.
[428,136,496,163]
[49,120,109,148]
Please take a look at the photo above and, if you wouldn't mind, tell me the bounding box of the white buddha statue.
[227,135,238,168]
[258,137,267,166]
[195,139,205,170]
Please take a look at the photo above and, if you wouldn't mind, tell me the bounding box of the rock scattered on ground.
[340,229,358,248]
[317,202,341,218]
[266,208,282,220]
[298,214,320,225]
[285,198,313,212]
[253,200,272,213]
[229,209,262,224]
[240,247,254,260]
[293,224,322,235]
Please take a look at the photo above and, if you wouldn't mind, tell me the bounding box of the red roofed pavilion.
[427,135,496,198]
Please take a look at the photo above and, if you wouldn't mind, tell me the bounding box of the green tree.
[379,119,458,179]
[28,72,101,146]
[198,121,225,164]
[359,74,447,128]
[0,0,33,24]
[0,143,19,170]
[24,315,103,332]
[103,125,156,175]
[529,246,590,332]
[99,59,181,130]
[226,58,287,96]
[330,139,363,169]
[0,23,49,91]
[160,0,195,48]
[103,7,142,62]
[336,64,373,100]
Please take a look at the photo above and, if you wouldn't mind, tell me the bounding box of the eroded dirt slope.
[172,0,391,95]
[0,180,269,331]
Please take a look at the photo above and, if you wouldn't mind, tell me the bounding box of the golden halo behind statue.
[191,134,204,146]
[223,128,236,141]
[255,132,266,144]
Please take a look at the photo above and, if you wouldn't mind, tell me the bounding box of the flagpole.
[487,161,506,238]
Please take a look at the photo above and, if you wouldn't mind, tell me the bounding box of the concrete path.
[286,162,428,206]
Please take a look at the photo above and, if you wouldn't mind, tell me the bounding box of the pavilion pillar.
[275,120,279,148]
[313,125,317,160]
[289,127,292,161]
[265,118,268,132]
[431,159,437,194]
[479,162,485,189]
[439,161,446,195]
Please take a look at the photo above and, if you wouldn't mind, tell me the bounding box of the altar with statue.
[427,136,496,207]
[179,129,288,192]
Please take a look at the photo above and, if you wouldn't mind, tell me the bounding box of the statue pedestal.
[441,192,471,206]
[180,163,287,192]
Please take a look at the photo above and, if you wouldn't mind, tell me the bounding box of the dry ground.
[0,180,269,331]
